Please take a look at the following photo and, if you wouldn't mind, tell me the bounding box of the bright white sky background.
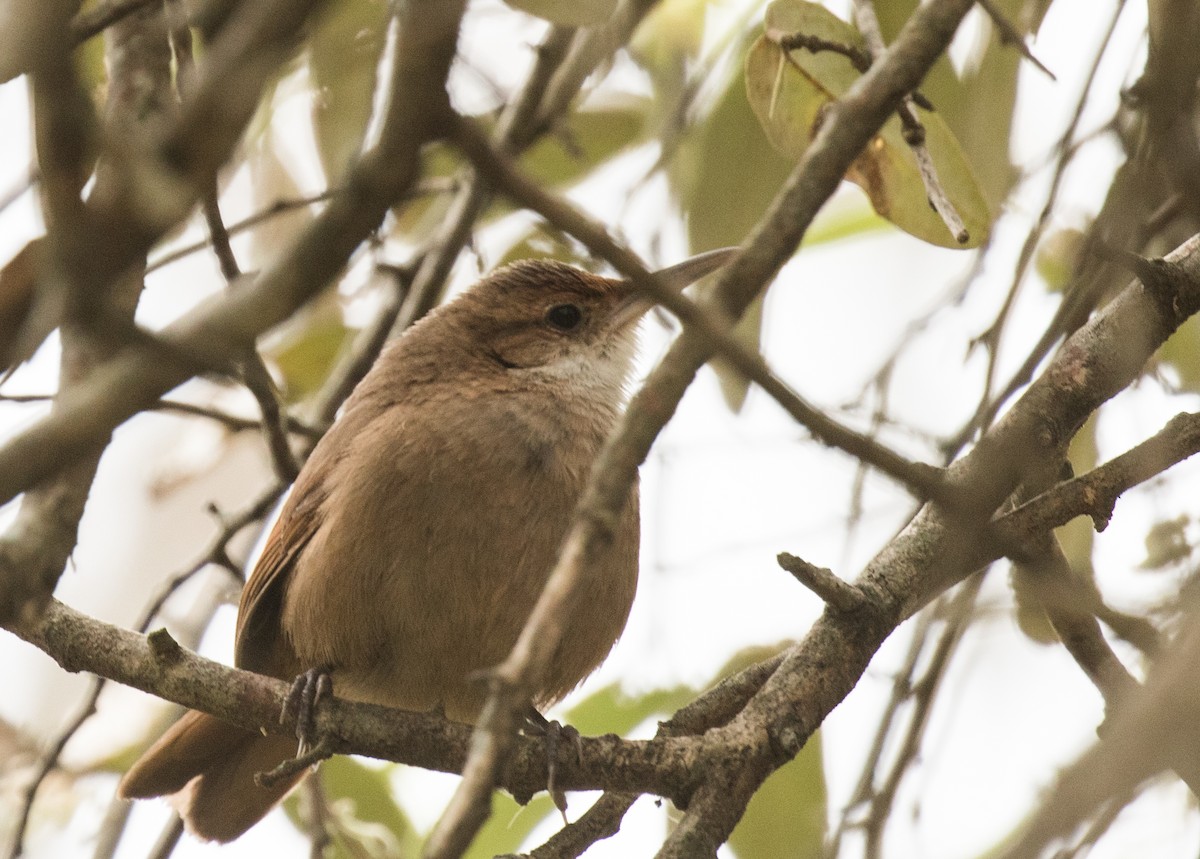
[4,0,1199,857]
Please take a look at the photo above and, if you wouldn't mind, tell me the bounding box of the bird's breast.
[279,389,638,722]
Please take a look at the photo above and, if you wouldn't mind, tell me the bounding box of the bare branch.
[0,0,466,581]
[777,553,867,613]
[995,606,1200,858]
[453,118,948,505]
[976,0,1056,79]
[431,1,982,855]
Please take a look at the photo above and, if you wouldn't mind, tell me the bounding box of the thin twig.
[523,793,638,859]
[194,130,302,483]
[4,676,104,859]
[309,23,579,428]
[453,117,949,507]
[146,815,184,859]
[853,0,968,244]
[145,191,339,274]
[0,167,36,218]
[433,2,982,855]
[7,477,284,859]
[778,32,871,71]
[90,796,132,859]
[860,576,984,858]
[304,775,332,859]
[0,393,324,439]
[976,0,1056,79]
[948,0,1131,453]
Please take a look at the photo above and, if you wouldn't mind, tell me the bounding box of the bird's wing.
[233,472,326,675]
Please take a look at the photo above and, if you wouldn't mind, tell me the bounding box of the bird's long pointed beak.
[610,247,739,329]
[651,247,739,292]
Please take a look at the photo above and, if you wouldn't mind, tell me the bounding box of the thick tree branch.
[692,230,1200,855]
[430,1,982,855]
[996,603,1200,859]
[0,0,465,626]
[2,598,741,805]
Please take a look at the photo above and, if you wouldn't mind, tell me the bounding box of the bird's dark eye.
[545,303,583,331]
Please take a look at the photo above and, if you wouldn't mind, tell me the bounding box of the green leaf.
[309,0,389,183]
[464,793,558,859]
[565,681,697,739]
[744,0,992,248]
[671,40,888,253]
[673,41,795,253]
[803,196,890,245]
[520,99,651,188]
[630,0,710,73]
[495,228,590,269]
[391,103,647,240]
[504,0,616,26]
[1158,313,1200,393]
[567,642,797,738]
[264,293,354,402]
[875,0,1055,211]
[282,758,421,858]
[1035,228,1086,293]
[244,138,313,271]
[1057,413,1098,579]
[1013,413,1097,644]
[728,731,826,859]
[710,293,763,413]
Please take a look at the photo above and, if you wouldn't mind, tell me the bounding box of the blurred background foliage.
[8,0,1200,855]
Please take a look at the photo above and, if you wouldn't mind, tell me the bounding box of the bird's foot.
[525,706,582,819]
[282,666,334,757]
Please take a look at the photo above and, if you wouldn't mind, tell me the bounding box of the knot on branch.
[145,627,182,663]
[777,552,867,613]
[1111,249,1198,331]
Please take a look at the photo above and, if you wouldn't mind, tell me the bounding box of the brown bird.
[118,248,735,841]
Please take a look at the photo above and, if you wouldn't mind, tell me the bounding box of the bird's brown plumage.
[118,251,734,841]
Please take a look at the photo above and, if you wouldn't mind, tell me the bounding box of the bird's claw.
[525,707,582,819]
[282,667,333,757]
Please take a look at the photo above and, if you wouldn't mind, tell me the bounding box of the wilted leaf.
[504,0,616,26]
[744,0,992,248]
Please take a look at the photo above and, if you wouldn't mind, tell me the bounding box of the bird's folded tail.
[118,709,305,842]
